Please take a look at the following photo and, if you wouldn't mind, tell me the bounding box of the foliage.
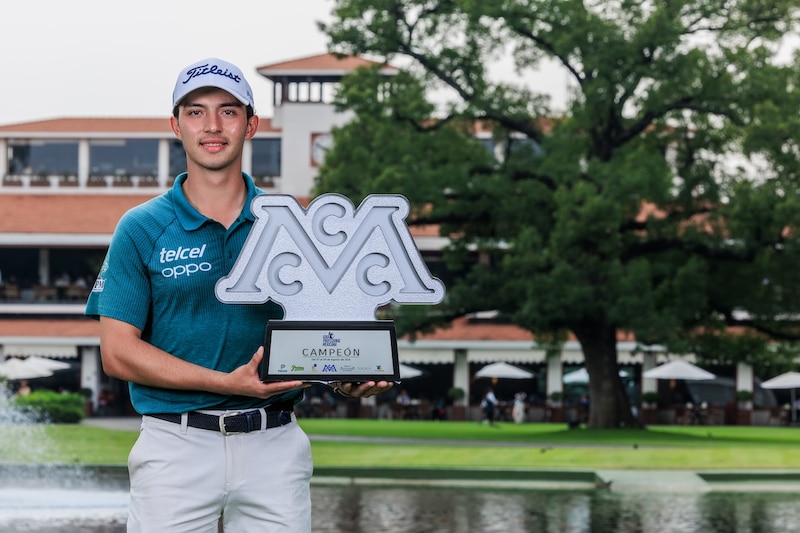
[12,390,85,423]
[641,392,659,405]
[447,387,465,401]
[317,1,800,428]
[736,389,754,403]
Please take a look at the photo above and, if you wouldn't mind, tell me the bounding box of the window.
[251,138,281,178]
[89,139,158,177]
[8,140,79,175]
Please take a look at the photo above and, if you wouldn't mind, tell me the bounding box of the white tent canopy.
[0,358,54,380]
[761,371,800,424]
[475,362,534,379]
[643,359,715,381]
[563,367,629,384]
[399,363,424,380]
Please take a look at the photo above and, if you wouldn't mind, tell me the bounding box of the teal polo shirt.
[85,173,298,414]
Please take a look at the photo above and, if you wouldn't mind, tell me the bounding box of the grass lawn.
[1,419,798,470]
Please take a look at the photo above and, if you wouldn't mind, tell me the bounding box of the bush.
[736,390,754,403]
[12,390,85,423]
[641,392,659,405]
[446,387,465,401]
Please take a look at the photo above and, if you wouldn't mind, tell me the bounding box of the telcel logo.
[160,244,211,278]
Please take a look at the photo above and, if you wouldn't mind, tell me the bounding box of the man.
[85,58,392,532]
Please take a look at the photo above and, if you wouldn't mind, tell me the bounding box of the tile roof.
[0,194,152,234]
[256,53,397,77]
[0,318,98,337]
[0,194,445,237]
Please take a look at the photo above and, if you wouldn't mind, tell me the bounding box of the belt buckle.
[219,411,242,436]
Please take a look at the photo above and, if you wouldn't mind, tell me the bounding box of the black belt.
[150,401,294,435]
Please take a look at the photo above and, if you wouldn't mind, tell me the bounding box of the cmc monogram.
[214,193,445,321]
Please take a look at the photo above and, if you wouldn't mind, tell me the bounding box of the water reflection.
[2,485,799,532]
[314,486,800,532]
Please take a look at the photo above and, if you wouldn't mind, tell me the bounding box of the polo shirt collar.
[172,172,260,231]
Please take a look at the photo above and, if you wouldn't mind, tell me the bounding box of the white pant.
[127,413,313,533]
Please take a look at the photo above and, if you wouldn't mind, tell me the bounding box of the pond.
[1,481,800,532]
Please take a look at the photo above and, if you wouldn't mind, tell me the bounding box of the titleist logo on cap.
[181,63,242,85]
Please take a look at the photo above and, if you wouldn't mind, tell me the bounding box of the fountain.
[0,382,129,531]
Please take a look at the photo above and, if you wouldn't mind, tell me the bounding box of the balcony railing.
[1,173,280,192]
[1,283,92,304]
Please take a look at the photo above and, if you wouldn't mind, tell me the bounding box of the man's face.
[170,88,258,173]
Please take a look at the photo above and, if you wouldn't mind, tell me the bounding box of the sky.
[4,2,795,128]
[0,0,337,125]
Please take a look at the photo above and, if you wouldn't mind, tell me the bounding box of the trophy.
[215,193,445,383]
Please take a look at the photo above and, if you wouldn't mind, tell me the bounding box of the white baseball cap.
[172,58,255,112]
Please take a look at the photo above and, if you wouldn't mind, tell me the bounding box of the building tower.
[256,53,397,198]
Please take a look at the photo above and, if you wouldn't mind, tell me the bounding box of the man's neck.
[182,169,247,228]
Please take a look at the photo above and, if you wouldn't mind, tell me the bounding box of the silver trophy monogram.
[215,193,445,382]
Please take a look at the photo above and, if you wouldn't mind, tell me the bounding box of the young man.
[85,58,392,532]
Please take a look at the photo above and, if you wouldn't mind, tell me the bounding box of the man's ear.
[245,115,259,140]
[169,115,182,140]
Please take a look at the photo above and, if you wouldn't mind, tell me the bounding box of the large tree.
[315,0,800,427]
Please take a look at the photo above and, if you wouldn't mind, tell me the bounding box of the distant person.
[512,392,526,424]
[397,389,411,405]
[16,380,31,396]
[431,397,447,421]
[481,388,498,425]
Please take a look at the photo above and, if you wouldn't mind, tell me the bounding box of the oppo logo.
[161,262,212,278]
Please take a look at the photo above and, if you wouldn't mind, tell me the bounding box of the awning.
[1,344,78,358]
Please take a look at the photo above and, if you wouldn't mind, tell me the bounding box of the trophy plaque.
[215,193,445,383]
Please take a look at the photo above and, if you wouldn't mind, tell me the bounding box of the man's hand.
[227,347,308,399]
[332,381,394,398]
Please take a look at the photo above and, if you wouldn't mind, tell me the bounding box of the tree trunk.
[573,323,643,429]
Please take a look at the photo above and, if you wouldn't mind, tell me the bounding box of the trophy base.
[261,320,400,383]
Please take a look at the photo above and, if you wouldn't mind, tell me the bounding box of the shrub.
[736,390,754,403]
[641,392,659,405]
[12,390,85,423]
[446,387,465,401]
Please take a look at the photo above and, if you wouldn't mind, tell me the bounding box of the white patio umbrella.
[761,371,800,424]
[642,360,715,381]
[399,363,424,380]
[25,356,71,372]
[0,358,54,380]
[475,362,534,380]
[563,367,629,384]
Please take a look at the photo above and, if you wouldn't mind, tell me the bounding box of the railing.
[1,173,280,191]
[1,283,92,303]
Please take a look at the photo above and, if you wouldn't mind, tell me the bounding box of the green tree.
[316,0,800,428]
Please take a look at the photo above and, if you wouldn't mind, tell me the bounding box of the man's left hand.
[333,381,394,398]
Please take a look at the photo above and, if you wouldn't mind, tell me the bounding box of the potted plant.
[735,390,753,404]
[640,391,659,424]
[548,391,564,422]
[641,391,659,407]
[735,389,753,425]
[446,387,466,420]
